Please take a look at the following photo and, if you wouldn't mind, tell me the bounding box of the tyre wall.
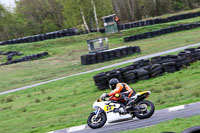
[0,52,48,66]
[93,47,200,90]
[81,46,141,65]
[119,11,200,31]
[124,23,200,42]
[1,11,200,46]
[0,28,105,46]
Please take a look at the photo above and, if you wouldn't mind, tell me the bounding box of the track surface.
[50,102,200,133]
[1,42,200,95]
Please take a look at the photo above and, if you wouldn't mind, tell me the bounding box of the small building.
[102,14,119,34]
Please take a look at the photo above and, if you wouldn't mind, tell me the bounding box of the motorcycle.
[87,91,155,129]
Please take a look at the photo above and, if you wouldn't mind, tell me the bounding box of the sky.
[0,0,17,8]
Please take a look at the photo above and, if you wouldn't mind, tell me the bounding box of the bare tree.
[128,0,135,21]
[80,6,90,33]
[91,0,99,32]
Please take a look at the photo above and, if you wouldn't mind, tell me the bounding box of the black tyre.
[138,75,150,80]
[123,73,136,80]
[87,111,107,129]
[97,85,108,90]
[93,75,107,83]
[126,79,137,84]
[95,80,108,86]
[137,69,149,77]
[151,70,163,78]
[150,67,162,74]
[181,125,200,133]
[93,72,106,79]
[150,64,161,71]
[134,100,155,119]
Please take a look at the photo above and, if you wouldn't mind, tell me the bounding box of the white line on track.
[168,105,185,112]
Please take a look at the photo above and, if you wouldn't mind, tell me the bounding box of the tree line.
[0,0,200,41]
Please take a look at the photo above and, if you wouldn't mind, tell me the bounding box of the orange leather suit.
[108,83,134,98]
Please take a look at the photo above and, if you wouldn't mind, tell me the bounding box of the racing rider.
[101,78,136,107]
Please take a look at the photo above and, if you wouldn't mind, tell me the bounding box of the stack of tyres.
[124,23,200,42]
[126,46,134,55]
[149,64,164,78]
[93,46,200,90]
[90,53,97,64]
[175,57,189,70]
[93,72,109,90]
[0,52,48,66]
[81,54,91,65]
[132,59,150,69]
[96,52,104,63]
[81,46,141,65]
[102,51,109,61]
[184,48,200,63]
[122,69,137,83]
[114,49,122,58]
[108,50,115,60]
[151,56,161,64]
[133,46,141,53]
[106,70,124,82]
[136,69,150,80]
[120,48,127,57]
[162,62,176,73]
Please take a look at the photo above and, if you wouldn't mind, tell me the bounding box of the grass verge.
[0,59,200,133]
[0,21,200,92]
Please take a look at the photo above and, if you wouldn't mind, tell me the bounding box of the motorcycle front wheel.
[134,100,155,119]
[87,111,107,129]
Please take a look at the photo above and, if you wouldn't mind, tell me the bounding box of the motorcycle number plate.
[104,105,114,112]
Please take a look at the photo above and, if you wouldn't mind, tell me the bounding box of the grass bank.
[0,20,200,92]
[0,59,200,133]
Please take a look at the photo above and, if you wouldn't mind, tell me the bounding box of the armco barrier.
[93,47,200,90]
[124,23,200,42]
[81,46,141,65]
[119,11,200,31]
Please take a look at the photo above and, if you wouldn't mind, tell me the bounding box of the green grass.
[0,8,200,133]
[121,115,200,133]
[0,16,200,92]
[0,59,200,133]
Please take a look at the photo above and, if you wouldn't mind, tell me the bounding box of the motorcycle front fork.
[94,108,101,119]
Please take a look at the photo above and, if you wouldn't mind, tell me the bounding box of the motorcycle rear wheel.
[87,112,107,129]
[134,100,155,119]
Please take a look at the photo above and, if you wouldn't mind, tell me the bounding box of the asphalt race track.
[49,102,200,133]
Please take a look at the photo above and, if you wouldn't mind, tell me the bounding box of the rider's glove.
[100,93,109,100]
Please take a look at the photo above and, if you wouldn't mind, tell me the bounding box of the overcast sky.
[0,0,16,8]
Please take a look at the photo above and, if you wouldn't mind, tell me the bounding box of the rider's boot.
[124,97,134,106]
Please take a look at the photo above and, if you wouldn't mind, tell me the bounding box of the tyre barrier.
[93,47,200,90]
[81,46,141,65]
[0,52,48,66]
[124,23,200,42]
[0,51,23,62]
[1,11,200,46]
[119,11,200,31]
[0,28,105,46]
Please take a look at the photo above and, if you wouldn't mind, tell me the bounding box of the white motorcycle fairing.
[92,99,132,122]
